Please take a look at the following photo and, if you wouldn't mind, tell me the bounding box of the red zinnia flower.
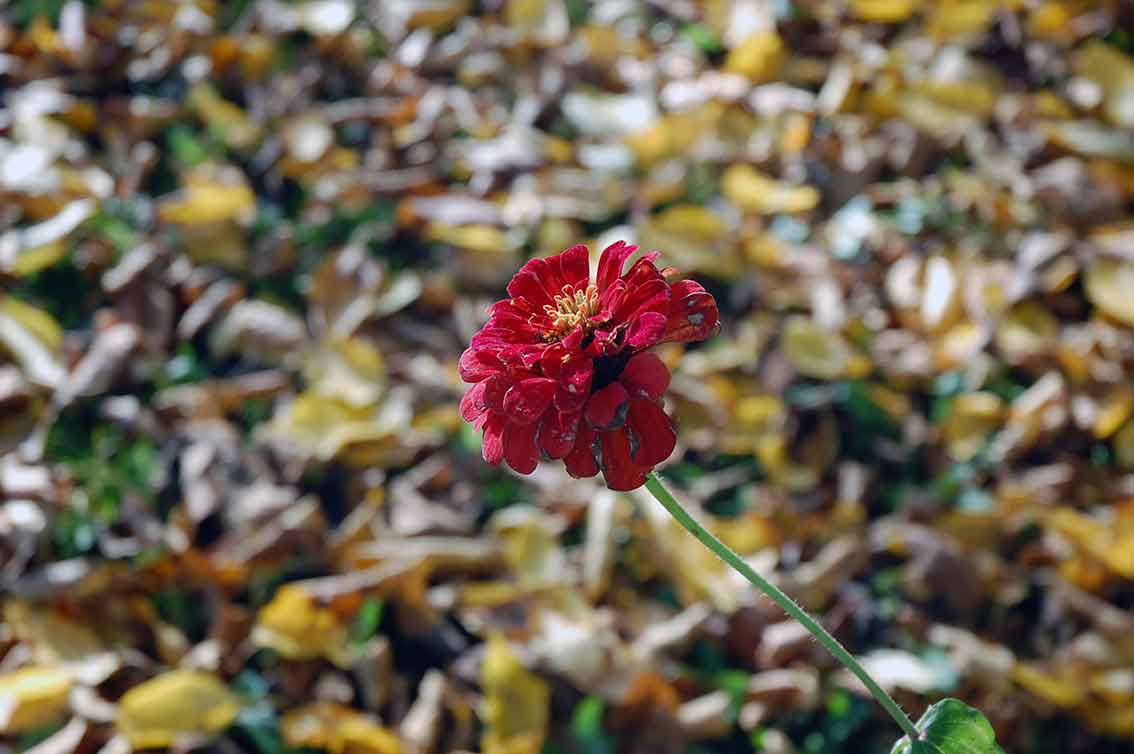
[459,241,719,490]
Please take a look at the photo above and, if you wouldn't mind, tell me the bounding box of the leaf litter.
[1,1,1133,753]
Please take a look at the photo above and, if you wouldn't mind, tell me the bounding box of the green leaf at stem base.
[890,699,1004,754]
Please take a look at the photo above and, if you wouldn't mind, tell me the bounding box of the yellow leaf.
[481,634,549,754]
[1116,420,1134,469]
[723,32,784,83]
[405,0,472,31]
[260,392,414,467]
[995,301,1059,363]
[1095,386,1134,439]
[1085,257,1134,327]
[117,670,241,748]
[10,241,68,278]
[305,338,386,408]
[625,105,722,165]
[781,316,852,380]
[850,0,917,23]
[0,297,64,352]
[188,83,261,149]
[158,167,256,226]
[942,392,1005,462]
[0,297,66,389]
[282,701,402,754]
[1075,40,1134,129]
[926,1,995,40]
[1013,664,1084,708]
[491,507,568,589]
[0,666,72,734]
[722,165,820,215]
[636,205,741,279]
[424,223,516,254]
[252,584,351,664]
[1045,508,1134,579]
[652,204,727,240]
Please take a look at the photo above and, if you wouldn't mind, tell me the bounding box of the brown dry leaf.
[116,670,241,749]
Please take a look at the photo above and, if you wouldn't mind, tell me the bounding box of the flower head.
[460,241,719,490]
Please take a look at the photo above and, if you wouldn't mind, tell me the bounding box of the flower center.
[541,284,599,340]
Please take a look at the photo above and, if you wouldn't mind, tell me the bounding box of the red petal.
[460,381,490,422]
[622,253,662,287]
[503,420,540,474]
[599,429,650,491]
[625,311,667,349]
[626,399,676,467]
[620,352,670,400]
[539,410,580,459]
[549,244,591,291]
[554,359,593,413]
[596,241,639,293]
[503,378,558,424]
[662,280,720,344]
[585,382,630,430]
[614,278,669,324]
[506,270,553,308]
[458,347,501,383]
[538,331,583,377]
[564,423,598,478]
[482,414,506,465]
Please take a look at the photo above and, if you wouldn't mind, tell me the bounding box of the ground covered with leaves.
[2,1,1134,753]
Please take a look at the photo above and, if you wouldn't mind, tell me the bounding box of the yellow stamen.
[541,284,599,340]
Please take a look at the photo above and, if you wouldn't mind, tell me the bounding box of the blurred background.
[1,1,1133,753]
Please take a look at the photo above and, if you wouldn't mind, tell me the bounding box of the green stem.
[643,473,920,741]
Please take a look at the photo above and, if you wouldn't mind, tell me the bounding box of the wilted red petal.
[564,423,599,478]
[503,378,558,424]
[503,420,540,474]
[539,409,580,459]
[620,352,670,400]
[596,241,639,293]
[625,311,667,349]
[626,399,676,467]
[482,414,506,465]
[585,382,630,430]
[599,429,650,491]
[663,280,720,344]
[622,253,662,288]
